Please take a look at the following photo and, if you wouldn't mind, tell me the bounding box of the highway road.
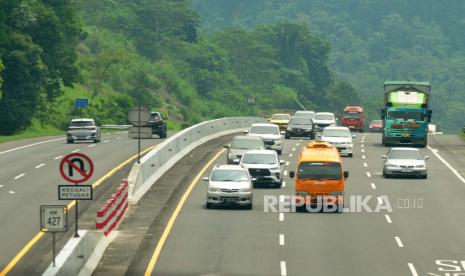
[0,131,165,272]
[101,133,465,276]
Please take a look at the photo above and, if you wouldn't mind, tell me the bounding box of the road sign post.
[128,105,151,163]
[40,205,68,267]
[59,153,94,238]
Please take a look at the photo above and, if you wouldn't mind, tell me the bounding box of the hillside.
[193,0,465,132]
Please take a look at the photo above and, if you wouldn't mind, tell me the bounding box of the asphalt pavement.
[108,133,465,276]
[0,131,166,272]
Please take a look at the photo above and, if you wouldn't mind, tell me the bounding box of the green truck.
[381,81,432,147]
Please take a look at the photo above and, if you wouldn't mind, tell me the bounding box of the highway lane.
[0,132,166,270]
[136,133,465,276]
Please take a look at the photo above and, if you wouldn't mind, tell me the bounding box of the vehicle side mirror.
[242,130,248,134]
[289,171,295,178]
[202,177,209,181]
[223,144,230,149]
[343,171,349,178]
[280,160,286,165]
[280,131,286,135]
[425,156,430,160]
[382,155,387,159]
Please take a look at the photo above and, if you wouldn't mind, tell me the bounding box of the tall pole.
[52,232,56,266]
[74,200,79,237]
[138,103,141,164]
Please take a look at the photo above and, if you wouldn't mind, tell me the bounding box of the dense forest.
[0,0,357,135]
[193,0,465,132]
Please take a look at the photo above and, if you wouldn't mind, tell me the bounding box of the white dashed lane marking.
[103,140,110,143]
[279,213,284,222]
[35,163,45,169]
[282,181,286,187]
[363,162,368,167]
[362,155,366,159]
[385,214,392,224]
[395,236,404,248]
[89,144,96,147]
[9,191,15,194]
[14,173,25,180]
[285,161,289,166]
[280,261,287,276]
[370,183,376,190]
[289,154,293,157]
[54,155,63,160]
[366,172,372,177]
[284,170,288,176]
[279,234,285,245]
[71,149,80,153]
[408,263,419,276]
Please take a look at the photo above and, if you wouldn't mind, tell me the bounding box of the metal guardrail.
[100,125,132,129]
[127,117,265,203]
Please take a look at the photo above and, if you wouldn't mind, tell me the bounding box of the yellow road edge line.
[144,148,226,276]
[0,144,159,276]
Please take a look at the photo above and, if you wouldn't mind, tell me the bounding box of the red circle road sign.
[59,153,94,184]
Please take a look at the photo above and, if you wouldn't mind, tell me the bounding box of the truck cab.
[341,106,365,132]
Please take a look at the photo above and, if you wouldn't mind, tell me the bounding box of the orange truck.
[289,141,348,212]
[341,106,365,132]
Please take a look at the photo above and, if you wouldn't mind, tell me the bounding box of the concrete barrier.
[128,117,265,203]
[96,180,129,236]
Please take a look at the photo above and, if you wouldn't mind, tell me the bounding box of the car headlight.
[239,188,251,192]
[269,166,280,171]
[296,191,309,197]
[208,187,219,192]
[386,163,399,169]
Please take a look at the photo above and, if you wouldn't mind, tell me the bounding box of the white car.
[313,112,337,137]
[240,150,285,188]
[66,118,101,144]
[204,165,253,209]
[247,123,283,155]
[321,126,354,157]
[382,148,428,179]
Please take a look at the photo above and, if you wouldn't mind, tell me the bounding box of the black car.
[148,112,167,138]
[285,116,314,139]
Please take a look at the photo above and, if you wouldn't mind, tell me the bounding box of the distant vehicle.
[269,113,291,131]
[240,150,285,188]
[341,106,365,132]
[147,112,167,138]
[321,126,354,157]
[225,135,265,164]
[66,118,101,144]
[294,110,316,120]
[289,141,348,212]
[381,81,432,147]
[247,123,283,155]
[313,112,337,137]
[285,116,314,139]
[368,120,383,132]
[204,165,253,209]
[382,147,429,179]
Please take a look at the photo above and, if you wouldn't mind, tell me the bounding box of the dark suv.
[148,112,167,138]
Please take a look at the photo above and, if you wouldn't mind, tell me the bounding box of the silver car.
[204,165,253,209]
[225,136,265,164]
[382,147,429,178]
[66,118,101,144]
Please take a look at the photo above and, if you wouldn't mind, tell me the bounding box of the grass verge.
[0,121,64,144]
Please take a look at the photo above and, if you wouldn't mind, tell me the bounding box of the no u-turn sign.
[59,153,94,184]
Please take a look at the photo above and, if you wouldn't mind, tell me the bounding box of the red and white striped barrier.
[96,180,129,236]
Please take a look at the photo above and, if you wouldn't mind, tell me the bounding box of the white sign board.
[40,205,67,232]
[58,185,93,200]
[128,106,151,126]
[129,126,153,139]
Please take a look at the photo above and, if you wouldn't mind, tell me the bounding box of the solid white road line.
[385,214,392,224]
[279,213,284,222]
[279,234,285,245]
[54,155,63,160]
[363,162,368,167]
[103,140,110,143]
[280,261,287,276]
[284,170,288,176]
[14,173,25,180]
[71,149,80,153]
[408,263,419,276]
[362,155,366,159]
[0,137,64,156]
[395,236,404,248]
[371,183,376,190]
[88,144,96,147]
[428,145,465,184]
[366,172,372,177]
[35,163,45,169]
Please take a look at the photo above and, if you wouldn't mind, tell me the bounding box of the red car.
[368,120,383,132]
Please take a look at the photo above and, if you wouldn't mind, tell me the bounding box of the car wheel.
[67,139,73,144]
[348,153,353,157]
[285,134,290,139]
[277,150,282,155]
[160,132,167,139]
[245,204,253,210]
[206,203,213,209]
[421,174,427,179]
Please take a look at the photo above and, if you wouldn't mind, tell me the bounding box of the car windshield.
[295,111,315,118]
[211,170,249,181]
[315,114,334,120]
[250,126,280,135]
[241,153,277,164]
[343,112,361,118]
[69,121,94,127]
[289,117,311,125]
[387,111,424,121]
[271,114,290,121]
[231,139,263,149]
[150,113,161,120]
[298,162,342,179]
[388,150,424,160]
[323,129,350,137]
